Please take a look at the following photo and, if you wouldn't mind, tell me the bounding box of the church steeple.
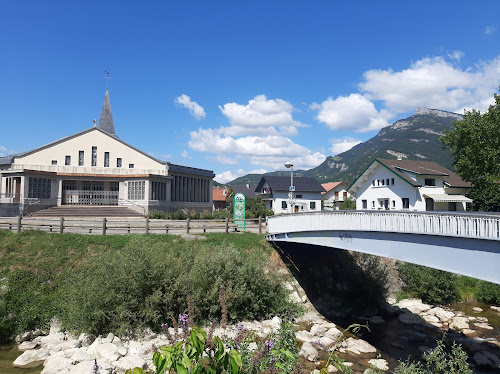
[98,86,116,135]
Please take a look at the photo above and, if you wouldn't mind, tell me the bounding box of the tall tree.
[441,88,500,211]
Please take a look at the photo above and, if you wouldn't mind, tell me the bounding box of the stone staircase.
[29,205,145,218]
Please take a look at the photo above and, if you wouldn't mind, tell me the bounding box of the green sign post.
[233,193,246,228]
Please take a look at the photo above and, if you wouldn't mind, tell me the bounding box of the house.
[348,158,472,211]
[212,186,230,210]
[0,87,214,216]
[321,182,353,209]
[255,176,325,215]
[230,184,258,199]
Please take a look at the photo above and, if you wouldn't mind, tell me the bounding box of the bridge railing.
[267,211,500,240]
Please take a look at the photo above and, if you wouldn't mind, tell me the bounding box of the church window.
[79,151,84,166]
[128,181,145,200]
[92,146,97,166]
[104,152,110,167]
[117,158,122,167]
[129,164,134,168]
[28,177,51,199]
[65,156,71,165]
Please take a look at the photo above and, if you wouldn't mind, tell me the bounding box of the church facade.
[0,88,214,216]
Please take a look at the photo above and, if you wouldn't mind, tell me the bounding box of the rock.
[327,364,338,372]
[49,339,79,353]
[18,341,39,351]
[427,307,455,322]
[462,329,478,338]
[68,360,96,374]
[289,291,302,303]
[41,356,73,374]
[368,316,385,324]
[472,307,483,312]
[482,351,500,368]
[474,322,494,330]
[103,333,115,343]
[17,331,33,343]
[396,299,431,314]
[490,305,500,312]
[117,347,128,356]
[398,313,424,325]
[449,317,469,330]
[78,333,95,347]
[319,336,335,350]
[310,324,327,336]
[181,234,206,240]
[115,354,149,372]
[324,327,342,340]
[270,316,281,329]
[476,316,489,323]
[296,330,314,342]
[13,349,49,368]
[95,342,119,362]
[70,348,92,363]
[368,358,389,371]
[301,295,308,303]
[422,314,440,323]
[344,337,377,354]
[299,342,319,361]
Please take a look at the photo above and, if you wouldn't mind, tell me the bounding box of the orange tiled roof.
[212,188,228,202]
[321,182,344,195]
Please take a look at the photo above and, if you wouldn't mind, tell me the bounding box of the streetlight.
[284,161,294,213]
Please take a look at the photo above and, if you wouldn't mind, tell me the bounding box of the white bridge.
[266,211,500,284]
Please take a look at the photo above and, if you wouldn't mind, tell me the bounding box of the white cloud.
[448,50,464,61]
[311,94,391,132]
[175,94,206,120]
[359,56,500,114]
[180,150,191,159]
[329,137,362,155]
[0,145,7,157]
[219,94,306,136]
[215,168,268,184]
[189,128,326,170]
[485,26,494,35]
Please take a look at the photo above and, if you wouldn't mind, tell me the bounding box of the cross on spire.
[104,70,111,87]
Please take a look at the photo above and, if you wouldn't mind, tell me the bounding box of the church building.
[0,87,214,216]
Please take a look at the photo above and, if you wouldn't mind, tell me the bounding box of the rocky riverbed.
[9,297,500,373]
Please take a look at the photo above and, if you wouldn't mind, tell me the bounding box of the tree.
[441,87,500,211]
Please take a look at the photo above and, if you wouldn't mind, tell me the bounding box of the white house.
[321,182,353,209]
[348,158,472,211]
[255,176,325,215]
[0,87,214,216]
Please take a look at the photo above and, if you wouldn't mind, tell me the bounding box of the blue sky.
[1,1,499,183]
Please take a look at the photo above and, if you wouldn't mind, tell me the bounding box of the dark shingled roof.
[231,185,258,198]
[376,159,472,188]
[255,176,325,193]
[98,87,116,135]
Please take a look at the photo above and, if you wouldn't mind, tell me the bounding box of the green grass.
[0,230,300,342]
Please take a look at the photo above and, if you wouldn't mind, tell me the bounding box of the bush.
[398,262,459,305]
[475,280,500,304]
[0,231,300,340]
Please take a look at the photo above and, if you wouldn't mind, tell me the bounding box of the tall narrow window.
[104,152,109,167]
[310,201,316,210]
[79,151,84,166]
[92,146,97,166]
[281,201,287,209]
[65,155,71,165]
[362,200,367,209]
[402,198,410,209]
[117,158,122,167]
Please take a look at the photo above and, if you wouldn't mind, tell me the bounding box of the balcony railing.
[64,190,119,205]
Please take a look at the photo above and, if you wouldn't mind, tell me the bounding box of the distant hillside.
[227,108,462,186]
[229,170,306,186]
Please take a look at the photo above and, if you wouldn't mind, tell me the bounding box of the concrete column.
[56,178,62,206]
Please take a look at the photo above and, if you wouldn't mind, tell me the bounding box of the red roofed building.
[321,181,353,210]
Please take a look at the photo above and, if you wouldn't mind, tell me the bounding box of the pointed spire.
[98,87,116,135]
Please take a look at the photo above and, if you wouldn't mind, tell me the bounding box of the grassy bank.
[0,230,300,342]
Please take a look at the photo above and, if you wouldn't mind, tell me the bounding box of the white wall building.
[348,159,472,212]
[255,176,325,215]
[0,87,214,216]
[321,182,353,209]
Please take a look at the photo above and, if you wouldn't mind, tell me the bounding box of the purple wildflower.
[178,313,189,326]
[92,359,100,374]
[264,339,274,351]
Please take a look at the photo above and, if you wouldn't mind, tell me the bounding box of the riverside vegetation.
[1,230,497,373]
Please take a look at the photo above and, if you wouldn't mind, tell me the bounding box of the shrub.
[398,262,459,305]
[475,280,500,304]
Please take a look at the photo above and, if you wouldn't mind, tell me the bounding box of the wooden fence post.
[225,217,229,234]
[59,217,64,234]
[17,215,21,233]
[102,218,107,235]
[186,217,190,234]
[259,216,262,235]
[145,217,149,234]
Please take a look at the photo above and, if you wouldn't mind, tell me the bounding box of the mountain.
[227,108,462,186]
